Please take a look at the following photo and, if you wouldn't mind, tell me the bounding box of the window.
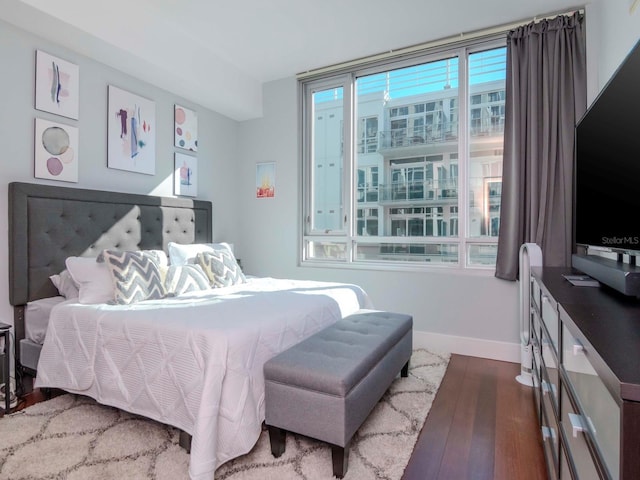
[302,42,506,269]
[359,116,379,154]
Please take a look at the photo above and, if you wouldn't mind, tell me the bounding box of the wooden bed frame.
[8,181,212,391]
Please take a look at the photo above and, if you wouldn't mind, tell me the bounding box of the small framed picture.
[34,118,79,183]
[174,105,198,151]
[256,162,275,198]
[175,152,197,197]
[35,50,79,120]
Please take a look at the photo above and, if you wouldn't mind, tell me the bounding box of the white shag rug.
[0,349,449,480]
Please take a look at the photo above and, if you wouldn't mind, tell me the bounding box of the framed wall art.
[107,85,156,175]
[174,104,198,151]
[175,152,197,197]
[35,50,79,120]
[34,118,79,183]
[256,162,275,198]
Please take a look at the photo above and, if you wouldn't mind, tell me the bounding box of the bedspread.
[35,277,373,479]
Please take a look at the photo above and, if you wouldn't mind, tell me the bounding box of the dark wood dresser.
[530,267,640,480]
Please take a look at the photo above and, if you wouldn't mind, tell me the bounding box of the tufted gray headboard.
[8,181,212,306]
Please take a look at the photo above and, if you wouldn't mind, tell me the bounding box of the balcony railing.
[379,124,458,149]
[358,179,459,204]
[378,117,504,151]
[470,116,505,136]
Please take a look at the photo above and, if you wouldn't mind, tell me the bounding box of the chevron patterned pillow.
[164,264,211,295]
[196,248,246,288]
[97,249,168,267]
[101,250,166,304]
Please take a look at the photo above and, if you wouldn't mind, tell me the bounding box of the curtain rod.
[296,6,585,80]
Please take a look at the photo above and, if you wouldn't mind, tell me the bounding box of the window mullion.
[344,75,355,261]
[457,47,470,268]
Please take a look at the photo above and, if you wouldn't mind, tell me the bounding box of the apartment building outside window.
[301,40,506,269]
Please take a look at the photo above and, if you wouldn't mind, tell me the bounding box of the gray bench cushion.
[264,309,413,477]
[263,310,412,396]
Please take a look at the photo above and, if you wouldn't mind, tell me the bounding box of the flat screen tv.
[575,39,640,254]
[573,39,640,296]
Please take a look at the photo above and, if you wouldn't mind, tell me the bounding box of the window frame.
[300,36,506,272]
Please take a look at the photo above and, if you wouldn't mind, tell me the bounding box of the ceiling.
[1,0,582,121]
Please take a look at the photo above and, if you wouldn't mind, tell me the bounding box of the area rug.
[0,349,449,480]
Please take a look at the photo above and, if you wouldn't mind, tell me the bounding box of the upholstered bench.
[263,310,413,478]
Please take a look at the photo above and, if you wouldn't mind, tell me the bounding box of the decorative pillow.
[97,249,169,268]
[65,257,114,304]
[101,250,166,304]
[163,264,211,296]
[168,242,234,266]
[49,269,80,299]
[196,248,246,288]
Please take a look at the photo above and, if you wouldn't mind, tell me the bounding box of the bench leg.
[401,360,409,377]
[268,426,287,457]
[331,442,350,478]
[179,430,192,453]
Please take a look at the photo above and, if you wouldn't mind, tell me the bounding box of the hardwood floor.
[403,354,548,480]
[8,354,548,479]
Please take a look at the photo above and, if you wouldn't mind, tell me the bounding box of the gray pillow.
[196,248,246,288]
[101,250,166,304]
[164,264,211,295]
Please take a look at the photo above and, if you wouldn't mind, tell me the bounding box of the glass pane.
[311,87,344,232]
[355,242,459,264]
[306,240,347,260]
[467,244,498,266]
[468,48,506,239]
[355,57,460,242]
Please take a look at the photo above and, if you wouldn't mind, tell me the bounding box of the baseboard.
[413,330,520,363]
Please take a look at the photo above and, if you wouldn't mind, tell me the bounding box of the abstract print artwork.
[256,162,275,198]
[35,50,79,120]
[107,85,155,175]
[174,105,198,151]
[174,152,197,197]
[34,118,79,182]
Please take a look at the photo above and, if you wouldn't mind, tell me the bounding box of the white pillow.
[168,242,234,266]
[49,269,80,299]
[65,256,114,304]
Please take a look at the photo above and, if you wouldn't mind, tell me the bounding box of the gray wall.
[0,19,241,327]
[585,0,640,102]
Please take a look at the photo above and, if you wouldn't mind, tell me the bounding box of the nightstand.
[0,323,11,414]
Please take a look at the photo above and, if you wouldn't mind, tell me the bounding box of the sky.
[314,47,506,103]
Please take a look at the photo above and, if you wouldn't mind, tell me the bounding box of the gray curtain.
[495,12,586,281]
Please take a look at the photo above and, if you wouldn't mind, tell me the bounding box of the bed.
[7,182,372,480]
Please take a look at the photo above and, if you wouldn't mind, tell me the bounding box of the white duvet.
[35,277,373,479]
